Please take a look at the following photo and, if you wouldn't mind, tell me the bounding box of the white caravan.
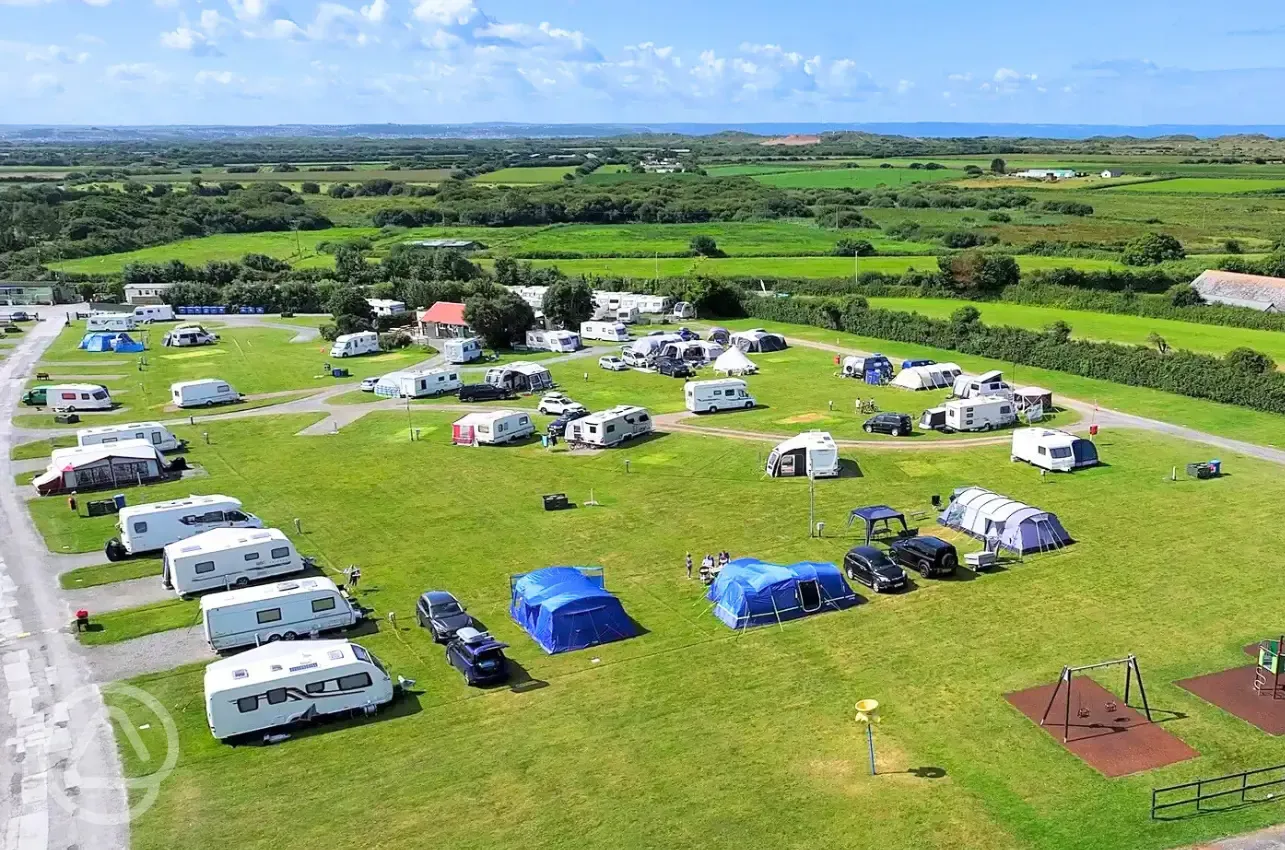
[765,432,840,479]
[673,301,696,320]
[107,494,262,560]
[951,370,1014,400]
[46,383,114,411]
[684,379,756,414]
[452,409,535,446]
[201,576,361,651]
[163,527,307,596]
[203,639,394,740]
[86,312,136,332]
[379,368,461,399]
[162,326,218,347]
[133,304,175,323]
[525,329,580,353]
[442,337,483,364]
[565,405,652,447]
[1011,428,1099,472]
[78,421,183,453]
[616,307,640,324]
[366,298,407,318]
[171,379,241,408]
[580,321,631,343]
[920,395,1016,433]
[329,331,380,359]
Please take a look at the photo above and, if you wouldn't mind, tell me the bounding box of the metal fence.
[1152,763,1285,819]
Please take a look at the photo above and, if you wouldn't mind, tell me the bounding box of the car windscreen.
[433,601,462,617]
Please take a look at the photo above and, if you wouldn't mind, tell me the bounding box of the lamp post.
[855,698,880,775]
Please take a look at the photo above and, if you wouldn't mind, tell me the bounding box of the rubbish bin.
[1209,459,1221,476]
[112,493,126,511]
[332,368,349,378]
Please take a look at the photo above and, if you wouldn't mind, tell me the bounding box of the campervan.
[616,307,640,325]
[106,494,262,560]
[442,337,483,364]
[580,321,631,343]
[451,410,535,446]
[951,370,1014,400]
[86,312,136,333]
[565,405,652,447]
[329,331,380,359]
[171,379,241,408]
[765,432,840,478]
[684,379,756,414]
[921,396,1015,433]
[525,330,581,353]
[201,577,361,650]
[203,639,394,739]
[133,304,175,323]
[381,368,461,399]
[78,421,183,453]
[1011,428,1099,472]
[46,384,113,411]
[163,326,217,347]
[163,527,307,596]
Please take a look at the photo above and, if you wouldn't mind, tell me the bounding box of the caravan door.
[765,450,780,476]
[778,453,796,476]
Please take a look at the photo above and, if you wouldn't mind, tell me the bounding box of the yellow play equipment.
[854,698,881,775]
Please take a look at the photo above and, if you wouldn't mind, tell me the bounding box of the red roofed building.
[419,301,471,338]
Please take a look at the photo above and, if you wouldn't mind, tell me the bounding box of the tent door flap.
[797,579,821,613]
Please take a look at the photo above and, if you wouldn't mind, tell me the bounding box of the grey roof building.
[1191,269,1285,312]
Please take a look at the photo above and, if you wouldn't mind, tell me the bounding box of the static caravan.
[921,396,1015,433]
[366,298,407,318]
[329,331,380,359]
[730,329,787,353]
[162,326,217,347]
[580,321,631,343]
[485,362,554,393]
[133,304,175,323]
[201,577,362,651]
[525,330,581,353]
[46,383,114,411]
[765,432,840,479]
[106,494,262,560]
[890,362,962,391]
[951,370,1014,401]
[203,639,394,740]
[685,379,756,414]
[566,405,652,448]
[163,527,307,595]
[387,368,462,399]
[78,421,183,453]
[171,379,241,408]
[86,312,137,333]
[1011,428,1098,472]
[451,409,535,446]
[34,440,167,496]
[443,337,483,364]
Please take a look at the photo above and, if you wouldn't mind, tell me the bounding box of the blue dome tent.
[509,566,638,654]
[79,332,144,353]
[707,558,857,630]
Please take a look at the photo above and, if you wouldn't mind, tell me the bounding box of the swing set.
[1039,654,1153,742]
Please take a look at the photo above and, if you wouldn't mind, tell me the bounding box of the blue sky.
[3,0,1285,126]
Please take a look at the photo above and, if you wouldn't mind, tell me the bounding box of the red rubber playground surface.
[1176,646,1285,736]
[1005,679,1198,777]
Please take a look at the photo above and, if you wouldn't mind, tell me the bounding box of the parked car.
[445,627,510,686]
[888,536,959,578]
[676,327,700,341]
[598,355,629,371]
[621,350,651,369]
[3,310,30,322]
[656,357,694,379]
[458,383,513,403]
[864,412,913,437]
[547,408,591,437]
[537,393,586,416]
[416,591,473,642]
[360,377,379,392]
[843,545,909,593]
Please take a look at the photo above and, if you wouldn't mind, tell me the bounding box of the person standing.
[685,552,693,580]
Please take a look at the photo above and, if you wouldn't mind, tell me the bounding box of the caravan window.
[225,510,247,522]
[1050,447,1072,459]
[243,552,260,562]
[305,681,326,695]
[311,596,337,613]
[266,688,288,706]
[337,672,372,691]
[606,424,616,434]
[236,696,259,713]
[150,432,162,444]
[256,608,282,624]
[195,561,215,574]
[92,390,109,401]
[132,521,148,534]
[270,547,290,559]
[638,414,649,422]
[103,437,118,444]
[217,385,230,393]
[188,510,225,524]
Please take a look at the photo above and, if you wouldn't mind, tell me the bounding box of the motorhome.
[163,326,218,347]
[201,577,361,650]
[46,383,114,411]
[78,421,184,453]
[133,304,175,323]
[1011,428,1099,472]
[329,331,380,359]
[951,370,1014,400]
[375,368,461,399]
[565,405,652,447]
[580,321,631,343]
[920,396,1016,433]
[442,337,483,364]
[203,639,394,740]
[616,306,640,325]
[105,494,262,560]
[684,379,756,414]
[525,329,580,353]
[366,298,407,318]
[163,527,307,596]
[765,432,840,478]
[451,410,535,446]
[86,312,136,333]
[171,379,241,408]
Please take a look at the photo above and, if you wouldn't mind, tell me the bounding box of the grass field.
[472,166,578,184]
[59,558,163,589]
[1108,177,1285,194]
[753,167,970,189]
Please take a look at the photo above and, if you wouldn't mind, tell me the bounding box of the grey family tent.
[938,486,1072,555]
[509,566,638,653]
[707,558,857,629]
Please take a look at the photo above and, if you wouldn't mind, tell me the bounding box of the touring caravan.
[171,379,241,408]
[376,368,461,399]
[565,405,652,447]
[201,577,362,651]
[443,337,483,364]
[329,331,380,359]
[78,421,183,453]
[106,494,262,560]
[765,432,840,478]
[366,298,407,318]
[34,440,167,496]
[685,379,756,414]
[203,639,394,740]
[525,329,581,353]
[46,383,114,411]
[920,396,1015,433]
[162,326,217,347]
[580,321,631,343]
[673,301,696,320]
[1011,428,1099,472]
[951,370,1014,400]
[163,527,307,596]
[485,362,554,393]
[451,410,535,446]
[133,304,175,323]
[86,312,137,333]
[616,307,640,325]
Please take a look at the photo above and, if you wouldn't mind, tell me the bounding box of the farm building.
[1013,168,1077,180]
[1,282,75,305]
[891,362,962,391]
[33,439,169,495]
[406,239,481,251]
[939,487,1073,555]
[123,282,175,306]
[1191,270,1285,312]
[712,347,758,375]
[707,559,857,630]
[418,301,472,337]
[1100,169,1125,178]
[509,567,638,654]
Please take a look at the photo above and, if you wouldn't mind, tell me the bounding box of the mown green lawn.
[78,598,199,646]
[59,558,163,589]
[10,434,76,460]
[55,408,1285,850]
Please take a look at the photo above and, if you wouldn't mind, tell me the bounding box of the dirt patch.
[778,412,830,424]
[1177,666,1285,735]
[1005,679,1198,777]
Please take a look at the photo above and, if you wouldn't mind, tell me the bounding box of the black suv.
[888,536,959,577]
[458,383,513,403]
[864,412,912,437]
[843,545,908,593]
[656,357,694,379]
[547,408,590,437]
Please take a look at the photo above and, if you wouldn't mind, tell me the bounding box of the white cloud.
[107,62,168,86]
[0,40,89,64]
[989,67,1039,93]
[360,0,387,23]
[27,72,63,94]
[896,79,914,94]
[411,0,478,25]
[195,69,242,85]
[228,0,269,21]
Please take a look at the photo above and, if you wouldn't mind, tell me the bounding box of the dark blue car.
[446,627,511,686]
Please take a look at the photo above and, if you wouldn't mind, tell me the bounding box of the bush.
[319,323,339,342]
[1168,284,1203,307]
[833,238,875,257]
[689,235,721,257]
[379,331,412,350]
[941,230,987,249]
[1122,232,1185,266]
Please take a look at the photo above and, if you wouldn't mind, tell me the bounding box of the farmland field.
[472,166,578,183]
[753,167,969,189]
[1108,177,1285,194]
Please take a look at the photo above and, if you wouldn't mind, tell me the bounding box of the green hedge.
[1002,283,1285,333]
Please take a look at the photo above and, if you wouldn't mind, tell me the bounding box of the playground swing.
[1254,635,1285,699]
[1039,654,1152,742]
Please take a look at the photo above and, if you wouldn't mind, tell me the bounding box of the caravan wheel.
[744,400,754,410]
[266,634,280,642]
[233,576,250,589]
[282,631,297,641]
[707,405,718,414]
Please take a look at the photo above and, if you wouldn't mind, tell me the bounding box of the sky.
[3,0,1285,127]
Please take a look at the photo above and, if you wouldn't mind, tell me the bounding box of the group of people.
[686,551,732,585]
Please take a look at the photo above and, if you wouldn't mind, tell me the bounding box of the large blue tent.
[78,332,144,353]
[707,558,857,630]
[509,566,638,654]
